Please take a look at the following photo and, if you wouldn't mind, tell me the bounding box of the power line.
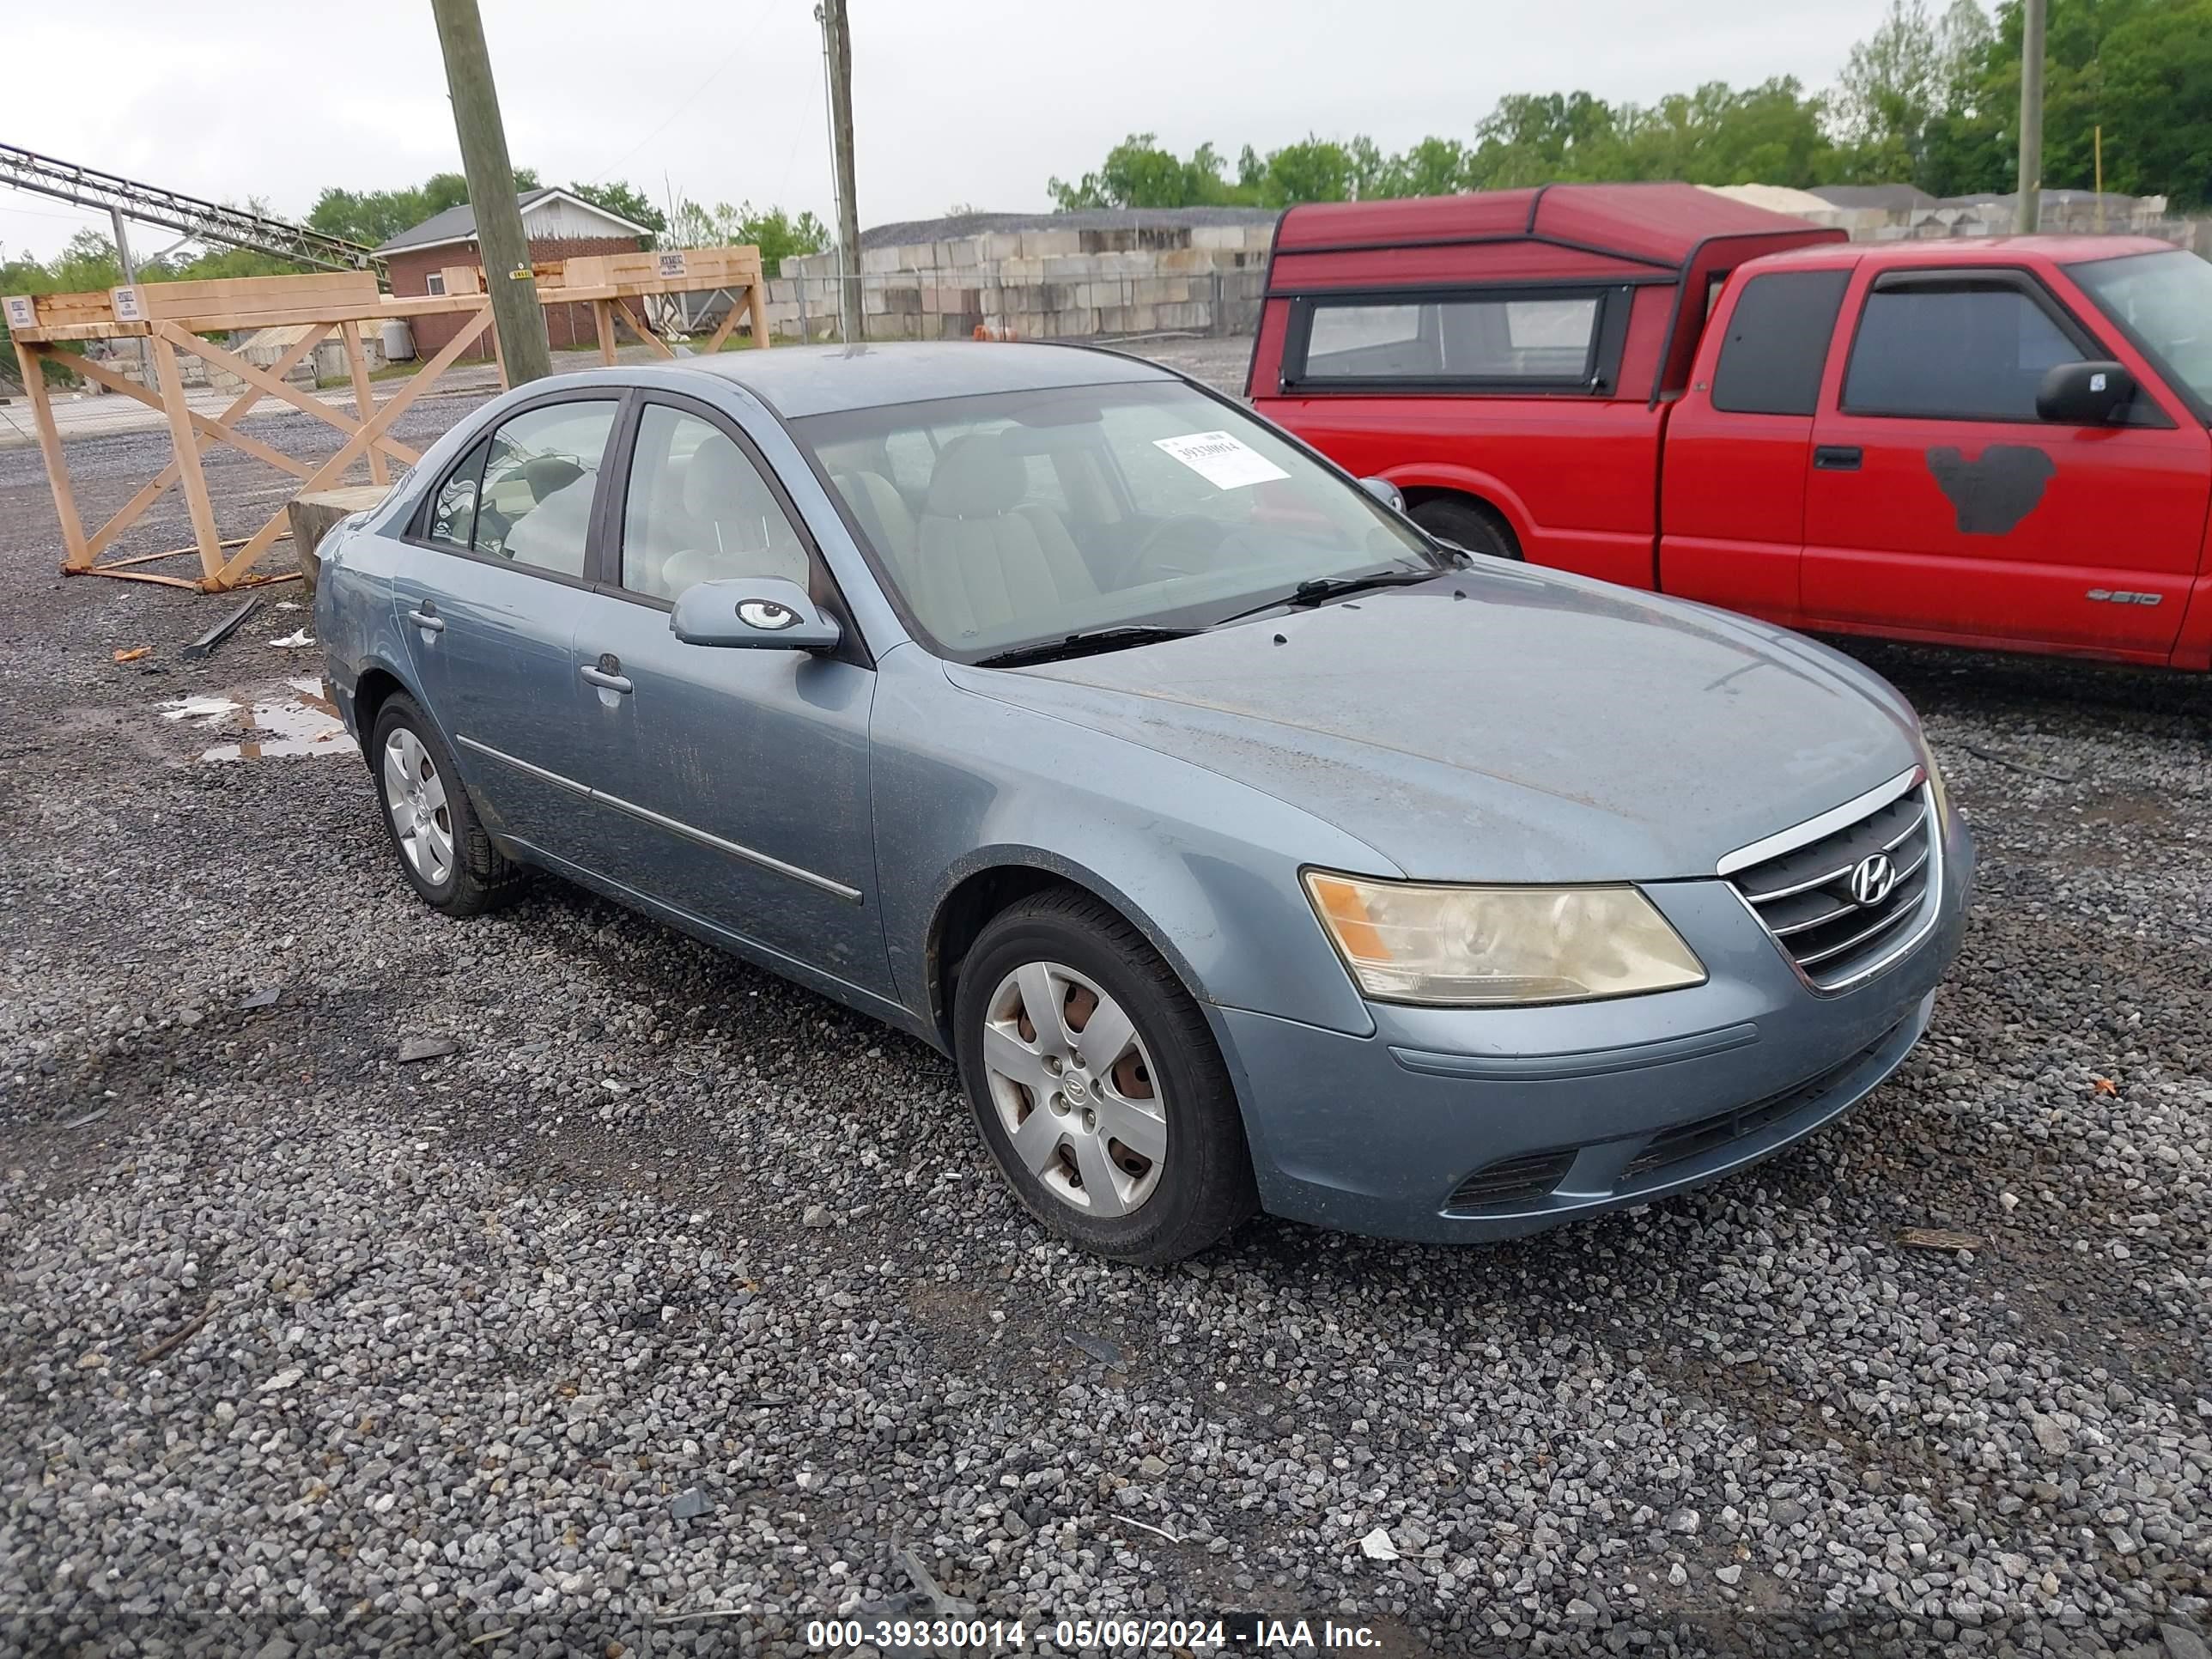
[584,0,779,186]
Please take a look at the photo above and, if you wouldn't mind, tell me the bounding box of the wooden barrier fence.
[5,246,768,592]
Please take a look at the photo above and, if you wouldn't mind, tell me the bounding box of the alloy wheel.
[981,960,1167,1217]
[382,726,455,887]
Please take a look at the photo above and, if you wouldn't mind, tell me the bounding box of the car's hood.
[945,566,1925,883]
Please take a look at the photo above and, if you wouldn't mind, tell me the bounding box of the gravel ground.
[1,346,2209,1659]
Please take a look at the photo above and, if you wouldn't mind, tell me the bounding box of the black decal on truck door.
[1924,445,2055,536]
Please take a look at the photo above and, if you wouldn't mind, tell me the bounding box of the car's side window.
[468,399,620,577]
[1711,269,1851,416]
[1842,283,2087,422]
[620,404,811,601]
[426,438,489,550]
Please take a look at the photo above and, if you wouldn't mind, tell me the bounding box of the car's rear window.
[1292,292,1604,388]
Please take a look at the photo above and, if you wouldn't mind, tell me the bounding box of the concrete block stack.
[751,210,1278,343]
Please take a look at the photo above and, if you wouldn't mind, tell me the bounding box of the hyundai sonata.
[316,342,1972,1262]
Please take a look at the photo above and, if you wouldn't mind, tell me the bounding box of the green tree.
[1613,79,1838,186]
[304,167,539,246]
[1047,134,1243,209]
[1464,93,1626,186]
[667,199,830,267]
[1380,137,1474,197]
[2081,0,2212,203]
[1247,137,1360,204]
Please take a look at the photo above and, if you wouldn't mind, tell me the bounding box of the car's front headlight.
[1303,872,1707,1006]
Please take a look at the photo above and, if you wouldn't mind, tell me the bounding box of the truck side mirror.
[2037,361,2135,426]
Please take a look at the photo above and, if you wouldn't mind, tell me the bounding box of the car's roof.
[1746,234,2179,272]
[669,339,1175,417]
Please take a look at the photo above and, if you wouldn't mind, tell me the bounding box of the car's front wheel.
[954,889,1257,1263]
[368,693,517,916]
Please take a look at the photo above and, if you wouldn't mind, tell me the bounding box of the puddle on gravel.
[158,678,357,763]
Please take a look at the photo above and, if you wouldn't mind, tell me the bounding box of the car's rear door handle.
[1814,445,1863,471]
[406,607,445,633]
[580,663,633,695]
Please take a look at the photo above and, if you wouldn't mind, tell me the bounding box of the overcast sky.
[4,0,1896,265]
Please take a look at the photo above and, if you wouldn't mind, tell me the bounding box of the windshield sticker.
[1152,431,1291,490]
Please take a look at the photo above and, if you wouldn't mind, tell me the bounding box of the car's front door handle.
[406,608,445,633]
[1814,445,1863,471]
[580,663,633,695]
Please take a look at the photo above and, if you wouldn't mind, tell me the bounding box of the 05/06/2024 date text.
[807,1617,1390,1651]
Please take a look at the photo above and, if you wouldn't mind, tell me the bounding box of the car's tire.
[953,888,1258,1264]
[368,692,519,916]
[1411,495,1521,560]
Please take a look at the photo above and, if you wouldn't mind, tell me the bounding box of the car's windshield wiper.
[1209,566,1444,629]
[971,625,1203,669]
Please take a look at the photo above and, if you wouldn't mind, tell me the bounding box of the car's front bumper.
[1216,810,1973,1243]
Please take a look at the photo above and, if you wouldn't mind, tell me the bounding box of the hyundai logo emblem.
[1849,852,1899,906]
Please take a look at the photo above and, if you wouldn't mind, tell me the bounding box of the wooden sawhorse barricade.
[6,247,769,593]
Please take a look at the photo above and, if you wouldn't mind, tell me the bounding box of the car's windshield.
[2068,248,2212,410]
[793,380,1440,659]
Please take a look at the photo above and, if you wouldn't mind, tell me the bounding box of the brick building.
[375,187,652,356]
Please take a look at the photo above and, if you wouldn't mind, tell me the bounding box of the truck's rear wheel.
[1412,497,1520,561]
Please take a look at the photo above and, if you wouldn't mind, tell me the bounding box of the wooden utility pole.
[429,0,551,385]
[820,0,863,341]
[2015,0,2047,234]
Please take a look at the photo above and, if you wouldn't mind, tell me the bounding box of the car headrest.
[522,454,585,501]
[680,434,757,522]
[924,433,1025,520]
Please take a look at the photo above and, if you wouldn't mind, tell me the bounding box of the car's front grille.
[1723,773,1936,991]
[1443,1149,1577,1214]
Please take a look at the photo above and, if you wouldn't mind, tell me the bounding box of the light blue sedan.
[316,342,1972,1261]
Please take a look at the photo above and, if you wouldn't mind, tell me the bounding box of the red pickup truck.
[1248,183,2212,669]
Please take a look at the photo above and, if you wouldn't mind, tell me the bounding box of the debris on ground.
[1065,1330,1123,1365]
[179,596,262,661]
[237,988,280,1012]
[397,1036,459,1063]
[112,646,151,664]
[893,1547,976,1619]
[268,629,313,648]
[1899,1226,1986,1252]
[1358,1526,1399,1560]
[63,1104,108,1130]
[669,1487,711,1521]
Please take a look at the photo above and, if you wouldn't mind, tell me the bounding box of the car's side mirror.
[670,577,842,653]
[2037,360,2135,425]
[1358,477,1406,513]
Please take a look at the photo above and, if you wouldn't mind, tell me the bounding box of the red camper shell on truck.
[1249,183,2212,670]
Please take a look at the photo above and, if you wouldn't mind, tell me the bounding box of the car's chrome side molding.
[455,733,863,904]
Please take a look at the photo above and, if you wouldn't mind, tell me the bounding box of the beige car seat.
[911,433,1096,639]
[654,434,812,598]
